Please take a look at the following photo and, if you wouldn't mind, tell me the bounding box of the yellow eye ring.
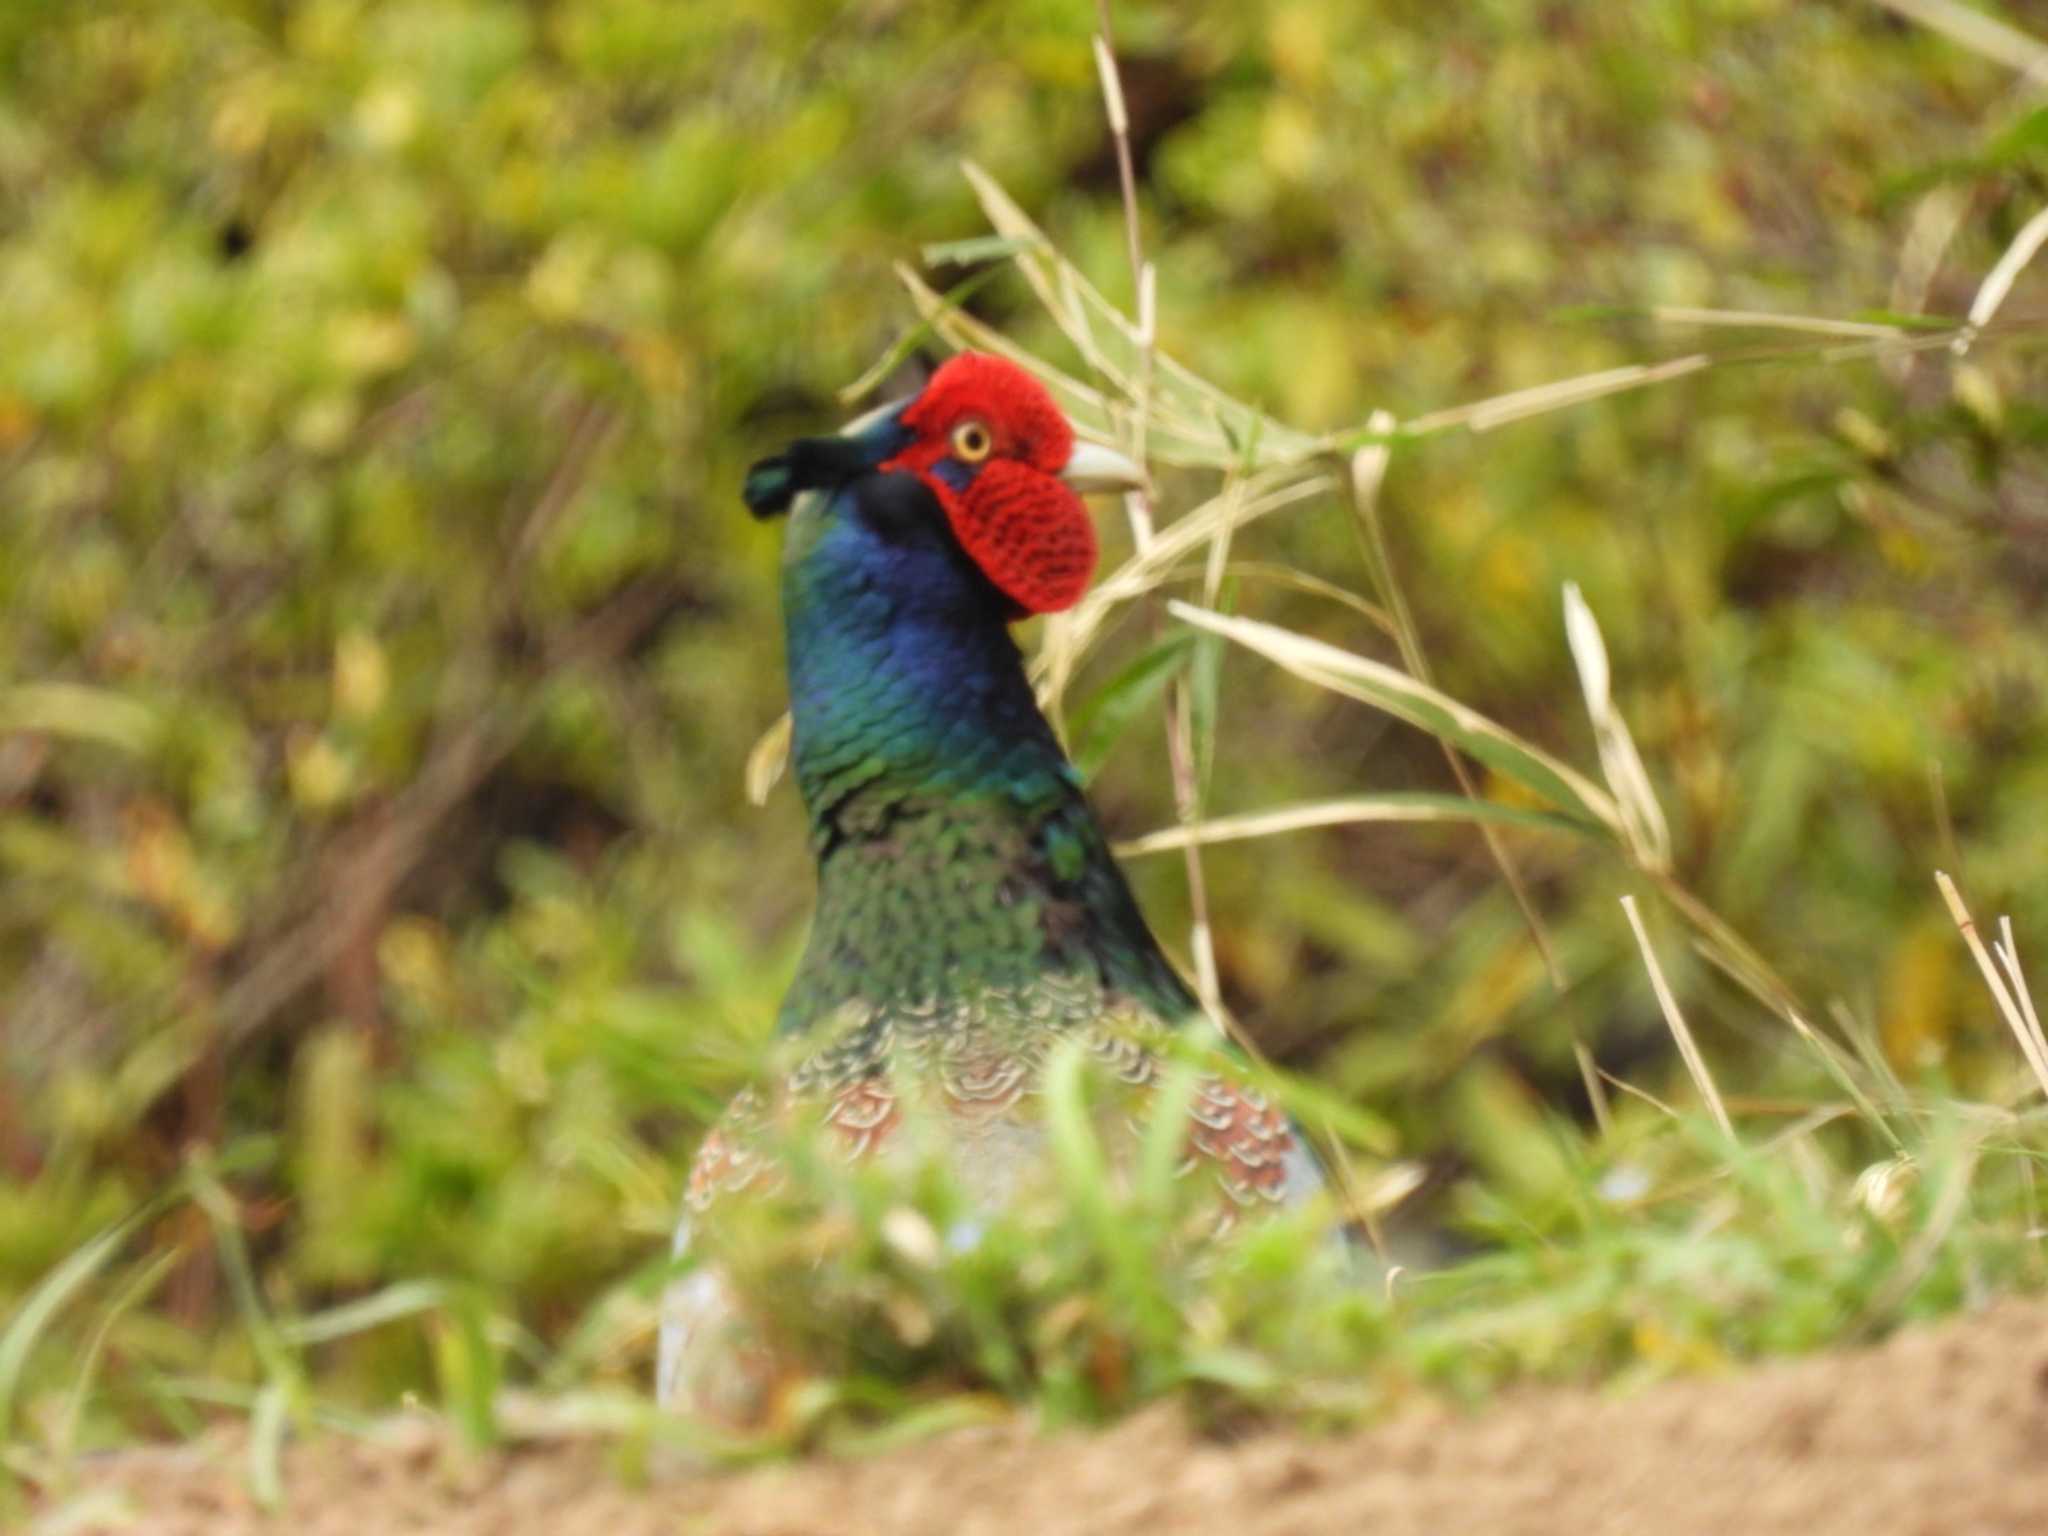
[950,419,994,462]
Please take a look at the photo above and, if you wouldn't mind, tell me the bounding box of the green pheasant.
[660,353,1325,1417]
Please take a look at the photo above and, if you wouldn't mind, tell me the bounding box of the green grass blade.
[1136,1060,1203,1215]
[279,1280,456,1348]
[0,1199,166,1444]
[247,1381,288,1512]
[1068,633,1194,781]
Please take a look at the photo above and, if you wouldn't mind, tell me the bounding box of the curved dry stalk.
[1957,204,2048,356]
[1563,584,1672,874]
[1623,895,1735,1142]
[1168,601,1626,836]
[1114,793,1582,858]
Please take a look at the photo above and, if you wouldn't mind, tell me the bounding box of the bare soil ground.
[46,1298,2048,1536]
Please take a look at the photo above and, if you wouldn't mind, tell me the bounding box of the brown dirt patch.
[47,1299,2048,1535]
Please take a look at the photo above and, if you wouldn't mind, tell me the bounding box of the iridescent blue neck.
[771,470,1194,1040]
[782,473,1071,831]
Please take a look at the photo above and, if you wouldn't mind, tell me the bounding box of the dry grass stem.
[1037,472,1336,706]
[1203,562,1393,632]
[1996,917,2045,1045]
[1167,602,1626,834]
[1656,877,1807,1021]
[1113,793,1576,858]
[1574,1038,1614,1139]
[1937,873,2048,1099]
[1598,1067,1681,1121]
[1621,894,1736,1140]
[1417,355,1713,434]
[1087,14,1220,1025]
[1869,0,2048,79]
[1892,186,1972,334]
[1649,306,1906,339]
[946,165,1320,466]
[1958,203,2048,354]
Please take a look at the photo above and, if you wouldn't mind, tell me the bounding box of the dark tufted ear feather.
[742,455,799,518]
[743,433,900,520]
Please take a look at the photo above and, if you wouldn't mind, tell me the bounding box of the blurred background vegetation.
[5,0,2048,1439]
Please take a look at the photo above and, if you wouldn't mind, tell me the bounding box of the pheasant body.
[660,356,1322,1416]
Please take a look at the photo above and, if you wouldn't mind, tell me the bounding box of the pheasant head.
[743,353,1142,617]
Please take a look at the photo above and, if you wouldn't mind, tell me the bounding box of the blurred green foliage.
[5,0,2048,1440]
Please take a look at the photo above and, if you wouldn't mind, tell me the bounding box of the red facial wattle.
[881,354,1101,616]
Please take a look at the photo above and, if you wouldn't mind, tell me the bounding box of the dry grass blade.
[1828,999,1914,1110]
[1409,354,1712,435]
[950,162,1320,468]
[1168,601,1625,835]
[1937,872,2048,1099]
[1324,324,1999,456]
[1212,561,1395,632]
[1621,894,1736,1140]
[901,237,1328,472]
[1869,0,2048,78]
[1562,583,1672,873]
[1352,1160,1428,1217]
[1957,203,2048,354]
[1348,419,1392,510]
[1091,24,1142,293]
[1648,306,1906,338]
[1113,792,1582,858]
[895,262,1126,439]
[1573,1039,1613,1138]
[746,712,793,806]
[1037,471,1337,705]
[1649,876,1808,1022]
[1892,186,1974,372]
[1996,916,2046,1048]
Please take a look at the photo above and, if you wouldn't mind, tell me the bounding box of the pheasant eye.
[950,419,993,463]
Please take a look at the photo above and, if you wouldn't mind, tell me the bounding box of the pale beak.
[840,395,912,437]
[1060,439,1147,495]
